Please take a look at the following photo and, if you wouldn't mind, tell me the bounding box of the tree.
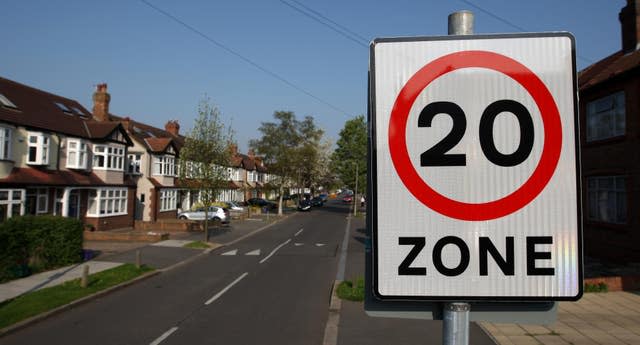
[178,98,234,242]
[331,115,367,193]
[250,111,324,215]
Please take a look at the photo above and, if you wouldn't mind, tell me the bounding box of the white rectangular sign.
[370,33,582,301]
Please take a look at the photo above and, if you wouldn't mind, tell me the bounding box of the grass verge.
[336,277,364,301]
[184,241,210,249]
[0,263,154,329]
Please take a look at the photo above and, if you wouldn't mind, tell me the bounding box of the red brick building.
[579,0,640,261]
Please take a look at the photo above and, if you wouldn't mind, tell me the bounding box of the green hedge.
[0,215,84,282]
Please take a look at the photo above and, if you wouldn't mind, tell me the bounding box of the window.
[71,107,87,117]
[93,144,125,170]
[0,126,11,160]
[25,188,48,214]
[152,155,175,176]
[66,139,87,169]
[0,93,17,109]
[127,153,142,174]
[27,132,50,165]
[586,91,625,142]
[54,102,71,114]
[159,189,178,211]
[87,188,128,217]
[588,176,626,224]
[0,189,24,222]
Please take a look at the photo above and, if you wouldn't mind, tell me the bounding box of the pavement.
[0,212,289,304]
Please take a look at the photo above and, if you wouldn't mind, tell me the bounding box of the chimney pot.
[165,120,180,136]
[92,83,111,122]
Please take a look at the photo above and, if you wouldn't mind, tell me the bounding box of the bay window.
[93,144,125,170]
[0,189,24,222]
[152,155,175,176]
[159,189,178,211]
[27,132,50,165]
[87,188,128,217]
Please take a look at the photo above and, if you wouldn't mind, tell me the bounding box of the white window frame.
[127,153,142,175]
[0,189,25,219]
[0,126,12,160]
[587,175,627,224]
[93,144,125,171]
[586,91,625,142]
[152,155,175,176]
[27,132,50,165]
[87,188,128,217]
[159,189,178,211]
[66,138,88,169]
[36,188,48,214]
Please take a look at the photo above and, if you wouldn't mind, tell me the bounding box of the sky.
[0,0,626,153]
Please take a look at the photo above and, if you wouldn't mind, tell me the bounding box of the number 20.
[419,100,534,167]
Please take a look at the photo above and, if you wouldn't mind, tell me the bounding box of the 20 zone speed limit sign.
[370,33,582,301]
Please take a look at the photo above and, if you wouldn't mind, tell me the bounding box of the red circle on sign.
[389,50,562,221]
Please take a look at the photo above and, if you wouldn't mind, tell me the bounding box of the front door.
[68,192,80,219]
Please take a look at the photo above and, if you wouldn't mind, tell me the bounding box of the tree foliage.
[250,111,324,214]
[178,98,234,241]
[331,115,367,192]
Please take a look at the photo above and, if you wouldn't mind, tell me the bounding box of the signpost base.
[443,302,470,345]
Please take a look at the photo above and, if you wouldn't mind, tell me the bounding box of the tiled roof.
[0,77,127,142]
[0,167,131,187]
[579,49,640,90]
[109,114,184,153]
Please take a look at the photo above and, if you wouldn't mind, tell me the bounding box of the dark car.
[297,199,312,211]
[246,198,277,209]
[318,193,328,202]
[310,196,324,207]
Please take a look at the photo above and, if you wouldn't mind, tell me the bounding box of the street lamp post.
[353,162,358,216]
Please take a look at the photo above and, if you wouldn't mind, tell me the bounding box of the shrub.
[336,277,365,301]
[584,282,608,293]
[0,215,83,282]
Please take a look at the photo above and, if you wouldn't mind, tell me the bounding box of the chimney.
[248,149,255,159]
[92,83,111,122]
[165,120,180,136]
[122,116,132,131]
[620,0,640,53]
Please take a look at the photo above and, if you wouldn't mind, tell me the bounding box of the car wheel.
[179,215,187,220]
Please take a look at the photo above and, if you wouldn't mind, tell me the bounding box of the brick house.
[0,77,135,230]
[579,0,640,261]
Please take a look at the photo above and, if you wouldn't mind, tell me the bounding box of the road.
[2,200,496,345]
[1,202,348,345]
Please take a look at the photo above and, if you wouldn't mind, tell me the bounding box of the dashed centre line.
[259,239,291,264]
[150,326,178,345]
[205,272,249,305]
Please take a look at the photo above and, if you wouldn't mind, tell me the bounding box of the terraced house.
[0,77,134,230]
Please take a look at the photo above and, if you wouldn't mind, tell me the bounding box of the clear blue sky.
[0,0,625,152]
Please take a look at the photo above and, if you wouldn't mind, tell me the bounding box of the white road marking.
[205,272,249,305]
[294,228,304,236]
[150,326,178,345]
[259,239,291,264]
[245,249,261,256]
[294,243,304,246]
[221,249,238,256]
[315,243,326,247]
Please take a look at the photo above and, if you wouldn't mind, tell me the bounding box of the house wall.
[93,169,124,185]
[580,74,640,262]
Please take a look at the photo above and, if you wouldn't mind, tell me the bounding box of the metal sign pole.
[442,10,474,345]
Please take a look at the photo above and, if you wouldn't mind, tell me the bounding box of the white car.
[222,201,244,212]
[178,206,229,223]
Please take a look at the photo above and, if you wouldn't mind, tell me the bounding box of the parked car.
[342,195,353,203]
[318,193,328,202]
[222,201,244,212]
[310,196,324,207]
[178,206,229,223]
[246,198,277,209]
[297,199,312,211]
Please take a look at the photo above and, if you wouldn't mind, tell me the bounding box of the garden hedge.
[0,215,83,282]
